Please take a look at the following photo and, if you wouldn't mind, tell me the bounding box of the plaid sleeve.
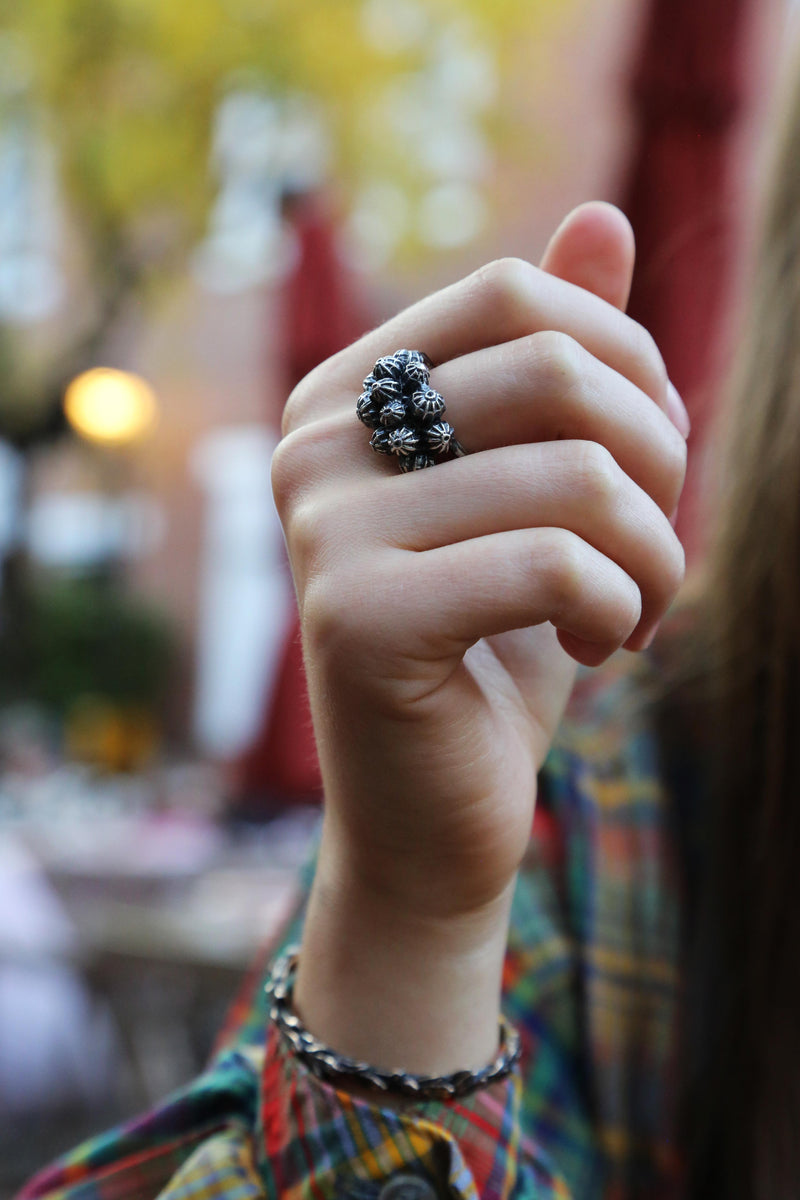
[25,707,666,1200]
[501,659,683,1197]
[15,1047,263,1200]
[17,653,678,1200]
[254,1024,571,1200]
[208,855,572,1197]
[15,855,574,1200]
[15,1028,571,1200]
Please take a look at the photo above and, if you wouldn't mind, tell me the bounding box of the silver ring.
[356,349,466,472]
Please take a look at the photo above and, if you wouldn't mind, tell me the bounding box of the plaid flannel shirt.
[19,661,682,1200]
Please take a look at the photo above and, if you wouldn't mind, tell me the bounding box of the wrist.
[295,819,514,1077]
[270,948,520,1101]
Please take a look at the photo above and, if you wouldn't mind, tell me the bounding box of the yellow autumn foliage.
[0,0,569,263]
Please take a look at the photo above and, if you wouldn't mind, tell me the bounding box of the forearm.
[294,817,514,1077]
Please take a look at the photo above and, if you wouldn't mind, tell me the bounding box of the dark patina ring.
[356,349,466,472]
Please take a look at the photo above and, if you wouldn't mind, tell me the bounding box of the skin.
[271,203,688,1079]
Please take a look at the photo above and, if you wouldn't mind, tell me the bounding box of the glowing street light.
[64,367,157,446]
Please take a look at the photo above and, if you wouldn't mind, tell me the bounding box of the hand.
[271,203,687,1072]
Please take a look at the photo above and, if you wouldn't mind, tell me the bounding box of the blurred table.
[3,794,318,1114]
[64,860,302,1105]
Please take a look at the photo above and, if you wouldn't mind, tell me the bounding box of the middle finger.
[429,331,686,516]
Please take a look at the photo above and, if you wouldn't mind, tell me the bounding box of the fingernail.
[666,383,690,438]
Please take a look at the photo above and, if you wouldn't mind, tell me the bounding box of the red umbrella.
[233,194,365,812]
[620,0,756,560]
[282,191,367,389]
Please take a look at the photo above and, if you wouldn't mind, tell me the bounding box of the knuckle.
[655,427,688,514]
[618,580,643,637]
[612,605,642,650]
[271,422,332,514]
[270,429,305,514]
[285,498,330,568]
[631,322,668,396]
[638,527,684,628]
[281,367,326,437]
[573,440,622,510]
[600,586,641,648]
[538,529,585,620]
[665,425,688,488]
[281,383,309,438]
[302,569,374,666]
[302,580,349,665]
[531,330,583,395]
[663,533,686,599]
[302,576,340,645]
[471,256,533,319]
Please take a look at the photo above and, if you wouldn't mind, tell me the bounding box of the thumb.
[539,201,635,311]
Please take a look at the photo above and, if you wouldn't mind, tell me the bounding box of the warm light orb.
[64,368,158,446]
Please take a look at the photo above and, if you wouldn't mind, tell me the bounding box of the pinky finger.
[408,527,642,662]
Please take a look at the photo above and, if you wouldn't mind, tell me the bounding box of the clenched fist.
[271,203,687,1075]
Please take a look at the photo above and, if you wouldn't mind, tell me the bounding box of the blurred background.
[0,0,789,1190]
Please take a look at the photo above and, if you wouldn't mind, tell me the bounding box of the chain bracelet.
[265,948,521,1102]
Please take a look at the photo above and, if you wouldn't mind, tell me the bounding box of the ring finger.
[367,439,684,644]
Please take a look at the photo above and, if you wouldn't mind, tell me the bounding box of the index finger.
[286,258,668,433]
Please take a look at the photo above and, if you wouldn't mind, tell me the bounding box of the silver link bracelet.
[265,947,522,1101]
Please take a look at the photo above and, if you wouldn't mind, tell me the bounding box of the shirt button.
[377,1174,439,1200]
